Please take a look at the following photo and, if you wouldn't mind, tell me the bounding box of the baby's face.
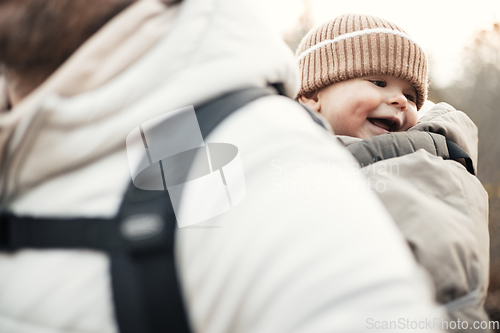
[302,75,418,139]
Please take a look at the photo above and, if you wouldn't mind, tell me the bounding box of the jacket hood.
[0,0,299,203]
[410,102,479,174]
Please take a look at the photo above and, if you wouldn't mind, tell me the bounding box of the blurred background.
[259,0,500,327]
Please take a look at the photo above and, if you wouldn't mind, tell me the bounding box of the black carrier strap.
[446,140,475,175]
[0,86,322,333]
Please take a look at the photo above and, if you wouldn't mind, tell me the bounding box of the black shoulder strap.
[113,86,284,333]
[446,140,475,175]
[196,86,278,136]
[0,86,293,333]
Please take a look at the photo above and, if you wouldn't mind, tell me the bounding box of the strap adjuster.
[118,213,173,256]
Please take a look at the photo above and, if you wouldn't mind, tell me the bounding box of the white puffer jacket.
[0,0,445,332]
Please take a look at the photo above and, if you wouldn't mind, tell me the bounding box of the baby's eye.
[405,94,417,103]
[370,80,386,87]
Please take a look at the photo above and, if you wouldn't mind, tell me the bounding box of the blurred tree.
[431,22,500,184]
[430,22,500,330]
[283,0,314,52]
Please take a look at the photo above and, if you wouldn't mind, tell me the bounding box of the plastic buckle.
[118,213,174,256]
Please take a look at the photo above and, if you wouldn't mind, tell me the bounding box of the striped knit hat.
[296,14,428,110]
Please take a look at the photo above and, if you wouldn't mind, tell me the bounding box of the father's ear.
[298,91,321,112]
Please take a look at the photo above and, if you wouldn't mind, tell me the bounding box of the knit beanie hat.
[296,13,428,110]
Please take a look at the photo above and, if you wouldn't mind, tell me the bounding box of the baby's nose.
[390,93,407,111]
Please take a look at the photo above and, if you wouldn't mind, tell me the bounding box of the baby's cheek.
[328,111,354,136]
[402,109,418,130]
[352,98,379,118]
[408,111,418,127]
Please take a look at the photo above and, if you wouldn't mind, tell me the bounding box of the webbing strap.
[195,86,278,136]
[111,86,286,332]
[446,140,475,175]
[0,86,306,333]
[0,215,115,250]
[111,184,187,333]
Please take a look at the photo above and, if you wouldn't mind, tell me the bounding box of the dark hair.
[0,0,182,79]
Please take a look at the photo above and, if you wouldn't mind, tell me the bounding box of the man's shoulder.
[208,94,337,147]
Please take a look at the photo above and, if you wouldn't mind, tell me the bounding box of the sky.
[260,0,500,87]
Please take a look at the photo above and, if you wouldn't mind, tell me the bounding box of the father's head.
[0,0,181,103]
[0,0,141,80]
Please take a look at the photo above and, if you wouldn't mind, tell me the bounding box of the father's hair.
[0,0,182,79]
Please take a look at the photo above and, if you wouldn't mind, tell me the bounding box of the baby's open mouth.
[368,118,397,132]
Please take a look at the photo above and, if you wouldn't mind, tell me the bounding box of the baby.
[296,14,490,329]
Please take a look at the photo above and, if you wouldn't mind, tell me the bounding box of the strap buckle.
[118,212,173,256]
